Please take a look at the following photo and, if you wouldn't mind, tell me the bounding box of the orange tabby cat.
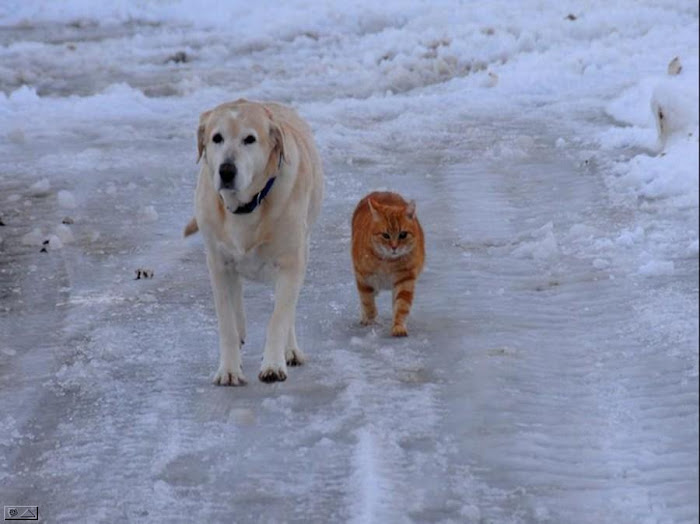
[351,191,425,337]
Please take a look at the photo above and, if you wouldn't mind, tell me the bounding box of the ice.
[20,227,44,246]
[139,205,159,222]
[29,178,50,195]
[0,1,697,523]
[7,128,25,144]
[46,234,63,250]
[593,258,611,269]
[511,221,560,260]
[57,190,77,209]
[638,259,675,277]
[53,224,74,244]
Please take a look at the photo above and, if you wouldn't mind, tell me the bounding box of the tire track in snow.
[421,147,698,523]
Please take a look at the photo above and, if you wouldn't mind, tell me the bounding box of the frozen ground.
[0,1,698,523]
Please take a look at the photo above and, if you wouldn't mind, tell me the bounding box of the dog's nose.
[219,162,237,187]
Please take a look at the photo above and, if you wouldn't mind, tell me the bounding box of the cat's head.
[368,197,419,259]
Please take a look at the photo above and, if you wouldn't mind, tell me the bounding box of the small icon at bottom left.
[4,507,38,521]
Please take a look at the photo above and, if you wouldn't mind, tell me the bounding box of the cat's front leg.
[391,275,416,337]
[355,278,377,325]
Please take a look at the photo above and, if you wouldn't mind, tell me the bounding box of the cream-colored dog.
[184,99,323,385]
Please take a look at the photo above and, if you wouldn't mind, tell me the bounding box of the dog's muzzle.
[218,162,237,190]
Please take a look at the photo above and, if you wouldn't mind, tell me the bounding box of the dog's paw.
[213,366,247,386]
[391,324,408,337]
[285,348,306,367]
[258,364,287,383]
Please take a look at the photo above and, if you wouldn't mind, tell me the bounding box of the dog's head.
[197,99,287,206]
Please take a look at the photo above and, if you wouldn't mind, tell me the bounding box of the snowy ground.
[0,1,698,523]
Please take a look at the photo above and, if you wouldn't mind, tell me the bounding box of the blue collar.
[232,176,276,215]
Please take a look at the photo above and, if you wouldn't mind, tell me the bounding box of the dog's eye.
[212,133,223,144]
[243,135,256,145]
[398,231,408,240]
[382,233,391,240]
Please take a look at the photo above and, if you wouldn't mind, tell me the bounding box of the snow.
[57,190,77,209]
[638,259,676,277]
[28,178,50,196]
[139,205,159,222]
[0,1,697,523]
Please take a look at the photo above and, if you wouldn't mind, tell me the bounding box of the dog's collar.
[229,176,276,215]
[224,153,283,215]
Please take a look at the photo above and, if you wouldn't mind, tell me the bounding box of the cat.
[351,191,425,337]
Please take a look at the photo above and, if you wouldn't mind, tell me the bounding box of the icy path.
[1,115,697,523]
[0,5,698,521]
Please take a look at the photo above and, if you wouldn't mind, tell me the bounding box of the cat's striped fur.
[351,191,425,336]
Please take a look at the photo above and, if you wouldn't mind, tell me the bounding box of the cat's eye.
[382,233,391,239]
[212,133,223,144]
[243,135,256,145]
[398,231,408,240]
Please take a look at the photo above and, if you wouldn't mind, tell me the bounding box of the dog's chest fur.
[216,234,278,282]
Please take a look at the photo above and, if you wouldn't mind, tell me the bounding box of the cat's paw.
[213,365,247,386]
[391,324,408,337]
[360,316,377,326]
[285,347,306,366]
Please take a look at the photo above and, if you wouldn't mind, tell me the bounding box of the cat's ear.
[406,200,416,219]
[367,198,380,221]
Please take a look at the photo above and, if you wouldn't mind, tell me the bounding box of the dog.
[184,99,323,385]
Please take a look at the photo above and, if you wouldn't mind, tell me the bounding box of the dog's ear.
[196,109,212,163]
[264,107,289,167]
[270,122,288,167]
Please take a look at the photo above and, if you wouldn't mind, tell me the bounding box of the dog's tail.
[183,217,199,237]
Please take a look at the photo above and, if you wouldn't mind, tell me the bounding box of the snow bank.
[602,53,699,212]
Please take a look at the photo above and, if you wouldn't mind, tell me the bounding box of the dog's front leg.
[259,262,304,382]
[207,253,247,386]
